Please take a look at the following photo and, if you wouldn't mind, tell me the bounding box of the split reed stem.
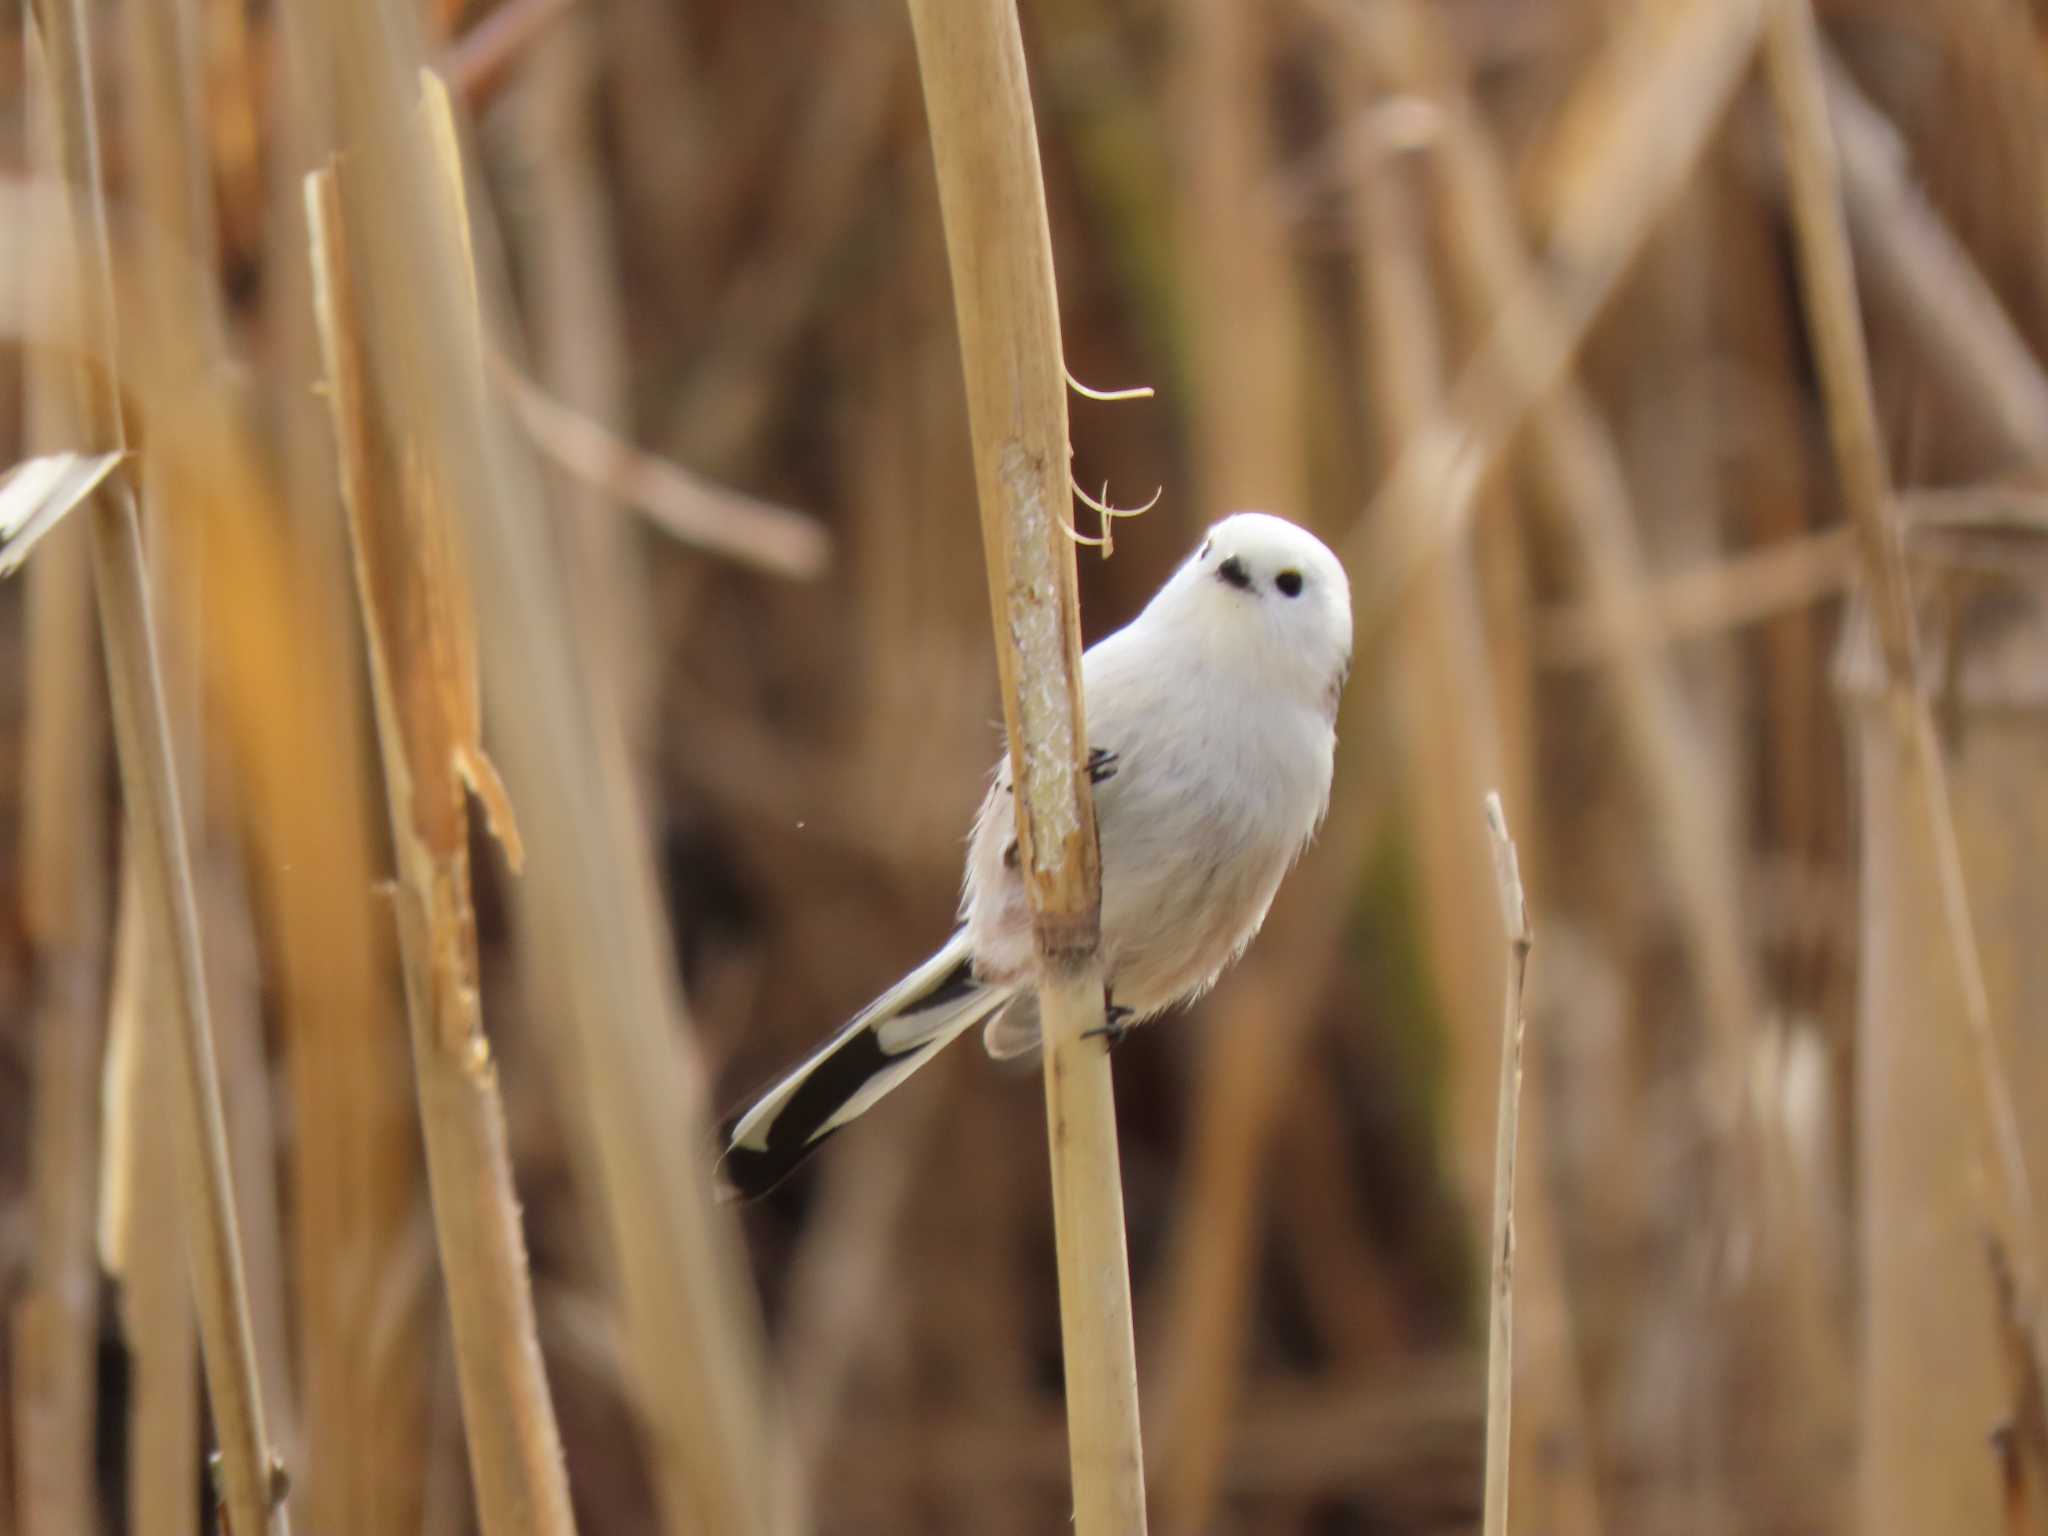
[902,2,1147,1529]
[307,157,577,1536]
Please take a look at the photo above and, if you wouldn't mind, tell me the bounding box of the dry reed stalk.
[24,0,289,1529]
[286,8,785,1525]
[902,1,1144,1529]
[197,853,297,1488]
[1333,0,1767,1148]
[1481,794,1530,1536]
[1350,89,1505,1229]
[103,870,199,1536]
[1147,0,1310,1520]
[197,349,423,1536]
[443,0,571,109]
[1174,0,1304,524]
[668,0,902,469]
[1341,2,1854,1515]
[9,52,106,1535]
[1839,523,2048,1532]
[1150,87,1483,1533]
[777,1083,941,1476]
[505,21,652,771]
[1336,0,1767,628]
[1771,0,2039,1295]
[1145,721,1387,1534]
[767,224,1000,1498]
[122,0,299,1454]
[1821,49,2048,470]
[1511,25,1845,1516]
[9,278,107,1536]
[240,13,428,1517]
[308,155,577,1536]
[1337,75,1606,1536]
[1765,0,2048,1510]
[498,362,830,581]
[1536,526,1856,667]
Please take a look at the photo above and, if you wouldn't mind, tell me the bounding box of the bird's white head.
[1149,512,1353,716]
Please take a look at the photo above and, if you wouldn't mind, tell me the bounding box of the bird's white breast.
[960,617,1335,1018]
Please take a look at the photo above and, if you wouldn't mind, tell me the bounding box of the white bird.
[719,512,1353,1199]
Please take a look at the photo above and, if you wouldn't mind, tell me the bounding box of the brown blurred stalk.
[1341,0,1768,631]
[1823,50,2048,473]
[102,870,199,1536]
[1771,0,2042,1337]
[1767,2,2048,1528]
[251,4,430,1520]
[10,43,107,1536]
[1340,87,1601,1534]
[121,0,299,1472]
[9,285,108,1536]
[25,0,290,1529]
[1146,750,1386,1532]
[1838,521,2048,1534]
[281,7,787,1529]
[1146,0,1313,1521]
[1337,0,1766,1166]
[903,1,1144,1530]
[308,154,577,1536]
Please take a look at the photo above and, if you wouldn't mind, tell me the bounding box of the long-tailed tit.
[720,512,1352,1198]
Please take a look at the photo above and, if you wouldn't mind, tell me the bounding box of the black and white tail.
[717,934,1010,1200]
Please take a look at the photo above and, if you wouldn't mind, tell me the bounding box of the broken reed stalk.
[24,0,289,1530]
[278,20,781,1526]
[307,163,577,1536]
[1764,0,2048,1413]
[1481,793,1530,1536]
[901,2,1147,1531]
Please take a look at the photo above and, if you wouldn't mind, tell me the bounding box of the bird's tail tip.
[713,938,1000,1201]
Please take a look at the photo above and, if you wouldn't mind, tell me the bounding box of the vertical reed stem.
[902,3,1148,1528]
[25,0,291,1529]
[1482,793,1531,1536]
[307,153,578,1536]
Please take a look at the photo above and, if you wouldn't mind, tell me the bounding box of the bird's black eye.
[1275,569,1304,598]
[1217,555,1252,591]
[1198,538,1213,560]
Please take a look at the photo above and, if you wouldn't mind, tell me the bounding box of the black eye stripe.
[1217,555,1253,590]
[1276,569,1303,597]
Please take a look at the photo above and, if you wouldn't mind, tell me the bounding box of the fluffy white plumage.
[720,512,1352,1198]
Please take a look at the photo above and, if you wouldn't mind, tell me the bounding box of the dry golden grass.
[6,0,2048,1532]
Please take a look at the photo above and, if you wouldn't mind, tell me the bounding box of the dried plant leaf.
[0,450,123,576]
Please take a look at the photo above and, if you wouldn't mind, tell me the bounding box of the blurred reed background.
[4,0,2048,1531]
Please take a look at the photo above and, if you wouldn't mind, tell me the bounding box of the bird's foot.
[1087,746,1120,785]
[1083,1003,1136,1049]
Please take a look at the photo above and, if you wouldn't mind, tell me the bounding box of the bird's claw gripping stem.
[1083,1003,1135,1049]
